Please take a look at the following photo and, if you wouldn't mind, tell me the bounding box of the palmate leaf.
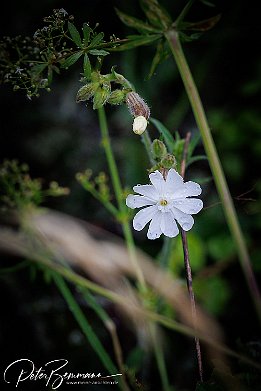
[179,14,221,32]
[110,34,160,51]
[83,54,91,79]
[147,39,169,79]
[139,0,172,30]
[115,8,161,34]
[88,49,109,56]
[68,22,82,47]
[89,32,104,48]
[61,51,83,68]
[82,23,91,45]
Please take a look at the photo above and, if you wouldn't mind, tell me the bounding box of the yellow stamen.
[160,199,168,206]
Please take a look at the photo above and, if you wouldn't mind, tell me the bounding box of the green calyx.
[152,139,167,160]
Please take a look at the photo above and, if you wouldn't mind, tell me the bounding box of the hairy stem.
[180,132,203,382]
[165,29,261,322]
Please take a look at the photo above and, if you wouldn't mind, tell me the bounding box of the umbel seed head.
[126,92,150,120]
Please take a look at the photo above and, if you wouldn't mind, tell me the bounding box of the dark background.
[0,1,260,390]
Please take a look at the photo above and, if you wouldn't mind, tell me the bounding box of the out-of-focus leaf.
[187,155,208,168]
[180,14,221,32]
[61,52,83,68]
[115,8,161,33]
[149,117,175,151]
[199,0,216,8]
[68,21,82,47]
[83,54,91,79]
[194,276,230,316]
[179,32,203,42]
[169,233,207,275]
[110,34,160,51]
[89,32,104,48]
[208,234,236,261]
[31,63,48,75]
[88,49,109,56]
[147,40,168,79]
[139,0,172,29]
[82,23,91,45]
[126,346,145,372]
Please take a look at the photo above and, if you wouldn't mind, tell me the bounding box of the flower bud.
[93,83,111,109]
[152,139,167,160]
[126,92,150,119]
[76,82,99,102]
[107,89,125,105]
[161,153,176,169]
[133,116,148,135]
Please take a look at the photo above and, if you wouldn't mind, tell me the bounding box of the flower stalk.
[165,28,261,322]
[180,131,203,382]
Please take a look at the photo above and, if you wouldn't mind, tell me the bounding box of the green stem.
[141,130,155,165]
[97,106,145,289]
[97,106,170,389]
[165,28,261,322]
[52,272,120,378]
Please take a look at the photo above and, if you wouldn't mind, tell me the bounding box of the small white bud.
[133,116,148,135]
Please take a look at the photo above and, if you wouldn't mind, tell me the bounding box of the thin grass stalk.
[52,272,122,381]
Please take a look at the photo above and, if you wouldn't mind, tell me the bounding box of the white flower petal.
[160,212,179,238]
[147,211,162,240]
[165,168,184,193]
[172,181,202,199]
[149,171,165,193]
[133,184,159,201]
[126,194,155,209]
[172,198,203,215]
[171,208,194,231]
[133,205,157,231]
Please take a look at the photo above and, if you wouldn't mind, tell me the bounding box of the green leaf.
[82,23,91,44]
[115,8,161,33]
[61,51,83,68]
[186,155,208,167]
[194,276,230,315]
[110,34,160,51]
[31,63,48,75]
[147,39,168,79]
[88,49,109,56]
[188,132,201,156]
[68,21,82,47]
[180,14,221,32]
[89,32,104,48]
[139,0,172,29]
[83,54,91,79]
[149,117,175,151]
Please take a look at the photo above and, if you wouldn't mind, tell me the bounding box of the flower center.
[160,199,168,206]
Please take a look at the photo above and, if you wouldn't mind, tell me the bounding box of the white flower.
[126,169,203,240]
[133,116,148,135]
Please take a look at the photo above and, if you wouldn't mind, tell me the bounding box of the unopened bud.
[76,82,99,102]
[107,89,125,105]
[93,83,111,109]
[133,116,148,135]
[161,153,176,169]
[152,139,167,160]
[126,92,150,119]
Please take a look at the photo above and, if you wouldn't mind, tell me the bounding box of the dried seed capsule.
[126,92,150,119]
